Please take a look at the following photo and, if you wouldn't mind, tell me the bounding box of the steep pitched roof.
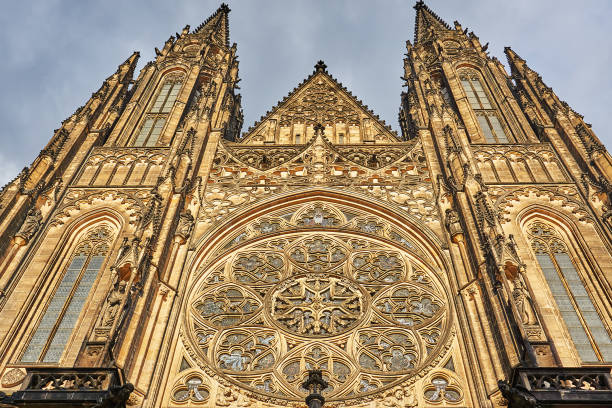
[193,3,231,49]
[413,0,452,44]
[241,61,399,143]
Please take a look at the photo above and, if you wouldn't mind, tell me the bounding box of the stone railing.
[502,367,612,407]
[0,367,132,407]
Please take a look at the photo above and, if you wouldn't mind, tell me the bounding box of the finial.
[314,123,325,135]
[302,370,328,408]
[220,3,230,13]
[414,0,426,10]
[314,60,327,72]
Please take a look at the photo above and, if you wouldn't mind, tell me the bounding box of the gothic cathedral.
[0,3,611,408]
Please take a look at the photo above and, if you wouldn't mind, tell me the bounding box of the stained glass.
[21,228,110,363]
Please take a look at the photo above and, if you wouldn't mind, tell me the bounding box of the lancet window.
[527,222,612,362]
[21,226,113,363]
[132,75,183,147]
[459,71,509,143]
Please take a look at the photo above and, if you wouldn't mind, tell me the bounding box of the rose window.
[186,231,450,403]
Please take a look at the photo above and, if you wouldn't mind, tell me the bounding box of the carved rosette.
[184,206,451,403]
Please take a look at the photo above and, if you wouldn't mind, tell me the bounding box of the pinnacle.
[123,51,140,65]
[413,0,451,44]
[504,47,527,68]
[193,3,231,48]
[241,62,398,140]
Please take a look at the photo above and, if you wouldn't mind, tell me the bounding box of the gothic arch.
[178,190,456,404]
[51,189,146,228]
[7,211,123,366]
[515,206,612,363]
[490,185,592,225]
[190,189,449,273]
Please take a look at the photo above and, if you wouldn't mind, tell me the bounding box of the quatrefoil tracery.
[188,229,450,402]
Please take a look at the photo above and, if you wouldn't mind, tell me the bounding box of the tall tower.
[0,2,611,408]
[399,1,612,406]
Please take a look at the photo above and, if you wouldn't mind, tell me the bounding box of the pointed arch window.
[527,222,612,362]
[459,72,509,143]
[21,226,113,363]
[132,75,184,147]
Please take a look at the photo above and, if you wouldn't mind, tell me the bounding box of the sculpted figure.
[512,277,537,325]
[102,281,127,327]
[176,209,195,240]
[445,208,463,239]
[15,207,43,243]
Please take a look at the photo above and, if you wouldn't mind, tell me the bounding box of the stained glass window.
[529,222,612,362]
[132,77,183,146]
[21,227,111,363]
[460,72,510,143]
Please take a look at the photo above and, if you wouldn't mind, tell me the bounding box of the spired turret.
[400,1,612,406]
[0,3,243,405]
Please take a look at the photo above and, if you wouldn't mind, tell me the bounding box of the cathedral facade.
[0,2,611,407]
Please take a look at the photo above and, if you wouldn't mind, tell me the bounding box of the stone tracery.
[185,201,451,402]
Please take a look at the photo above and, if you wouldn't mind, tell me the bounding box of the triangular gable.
[240,61,400,145]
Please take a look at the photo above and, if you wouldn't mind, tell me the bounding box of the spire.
[504,46,529,77]
[193,3,230,48]
[121,51,140,69]
[116,51,140,80]
[413,0,452,44]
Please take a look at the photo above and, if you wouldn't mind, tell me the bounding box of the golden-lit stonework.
[183,202,451,403]
[1,2,611,408]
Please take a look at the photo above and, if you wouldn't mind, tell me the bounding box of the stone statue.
[102,281,127,327]
[176,209,195,240]
[445,209,463,239]
[15,207,42,244]
[512,277,537,325]
[93,383,134,408]
[498,380,540,408]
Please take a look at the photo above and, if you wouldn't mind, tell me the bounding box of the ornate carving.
[186,231,450,402]
[171,375,210,403]
[176,209,195,241]
[472,143,567,184]
[497,380,539,408]
[193,284,262,328]
[198,136,436,230]
[1,368,26,387]
[511,275,537,326]
[101,281,128,328]
[423,374,462,403]
[270,275,365,337]
[51,188,149,226]
[444,208,463,240]
[14,207,42,244]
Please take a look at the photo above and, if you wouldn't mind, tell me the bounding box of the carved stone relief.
[487,185,591,224]
[472,143,567,184]
[75,147,169,187]
[197,135,437,235]
[184,228,451,404]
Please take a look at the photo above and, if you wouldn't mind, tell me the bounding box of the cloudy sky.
[1,1,611,185]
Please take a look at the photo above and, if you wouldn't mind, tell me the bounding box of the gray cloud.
[1,0,610,184]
